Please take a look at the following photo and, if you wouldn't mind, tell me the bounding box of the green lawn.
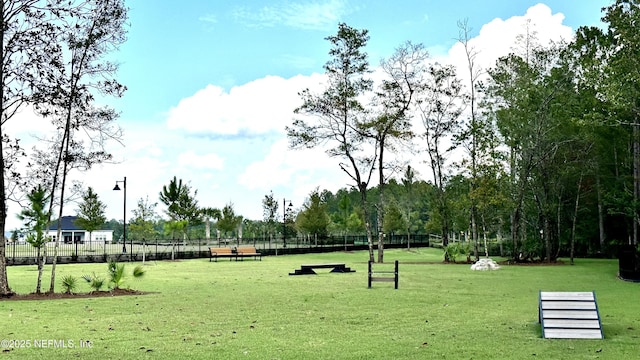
[1,248,639,359]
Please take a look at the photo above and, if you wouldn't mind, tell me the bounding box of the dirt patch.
[0,288,151,301]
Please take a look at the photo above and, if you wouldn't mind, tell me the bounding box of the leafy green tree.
[297,188,330,238]
[570,19,628,254]
[163,220,187,241]
[383,200,406,236]
[398,166,420,248]
[574,0,640,246]
[487,37,587,262]
[75,187,106,250]
[159,177,200,241]
[128,196,159,242]
[330,194,351,235]
[346,209,366,234]
[17,185,50,294]
[159,176,185,219]
[217,203,242,240]
[262,191,279,244]
[287,23,378,262]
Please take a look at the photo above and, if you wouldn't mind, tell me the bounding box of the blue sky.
[7,0,612,231]
[116,0,608,122]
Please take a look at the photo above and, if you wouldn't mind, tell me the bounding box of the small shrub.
[106,261,146,290]
[108,260,126,290]
[61,275,78,294]
[443,243,462,263]
[82,273,105,293]
[132,265,145,278]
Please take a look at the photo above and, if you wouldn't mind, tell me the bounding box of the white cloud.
[442,4,573,85]
[238,138,346,191]
[166,73,325,136]
[4,3,583,232]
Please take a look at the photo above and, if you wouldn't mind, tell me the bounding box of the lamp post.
[283,199,292,248]
[113,177,128,259]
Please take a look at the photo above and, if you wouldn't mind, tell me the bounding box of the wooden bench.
[538,291,603,339]
[235,246,262,261]
[209,247,234,262]
[289,263,355,275]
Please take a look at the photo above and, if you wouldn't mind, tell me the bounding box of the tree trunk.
[481,214,489,258]
[0,4,13,296]
[634,123,640,246]
[544,216,551,263]
[36,247,43,294]
[377,201,384,263]
[471,206,479,261]
[376,138,386,263]
[596,169,605,252]
[570,177,582,265]
[359,183,374,263]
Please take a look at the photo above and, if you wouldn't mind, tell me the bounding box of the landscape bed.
[1,248,639,359]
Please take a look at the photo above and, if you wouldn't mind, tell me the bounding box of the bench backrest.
[210,247,233,254]
[237,246,258,254]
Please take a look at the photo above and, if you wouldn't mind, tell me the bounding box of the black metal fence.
[5,234,432,265]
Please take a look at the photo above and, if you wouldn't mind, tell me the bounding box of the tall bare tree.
[287,23,378,262]
[364,41,427,263]
[0,0,67,297]
[42,0,128,293]
[417,63,465,256]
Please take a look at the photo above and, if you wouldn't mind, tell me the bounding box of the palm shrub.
[443,243,463,263]
[82,273,106,293]
[107,260,145,290]
[61,275,78,294]
[108,261,125,289]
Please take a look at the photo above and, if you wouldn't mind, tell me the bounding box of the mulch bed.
[0,288,150,301]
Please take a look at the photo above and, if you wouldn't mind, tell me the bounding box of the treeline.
[106,1,640,265]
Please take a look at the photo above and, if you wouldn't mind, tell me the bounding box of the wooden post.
[393,260,399,289]
[368,260,372,288]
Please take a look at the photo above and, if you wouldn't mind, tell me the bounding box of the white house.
[47,216,113,244]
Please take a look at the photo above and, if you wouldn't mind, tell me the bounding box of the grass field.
[1,248,639,359]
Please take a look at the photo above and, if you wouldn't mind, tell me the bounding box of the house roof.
[49,216,83,231]
[48,216,111,232]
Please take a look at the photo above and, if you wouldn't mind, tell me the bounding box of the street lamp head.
[113,184,121,191]
[287,201,293,208]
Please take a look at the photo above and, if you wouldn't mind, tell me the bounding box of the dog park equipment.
[289,263,356,275]
[538,291,603,339]
[368,260,399,289]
